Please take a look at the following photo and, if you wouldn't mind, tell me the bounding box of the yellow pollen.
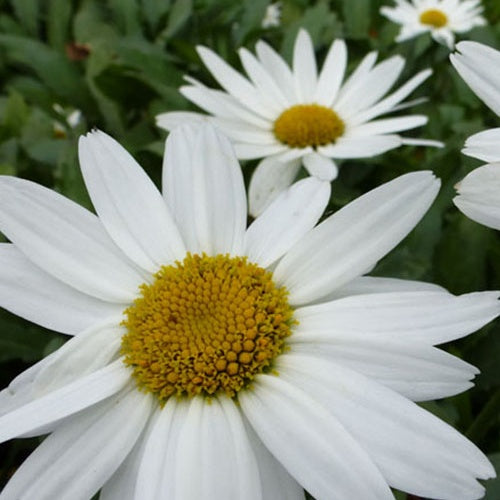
[419,9,448,28]
[273,104,345,148]
[121,253,295,403]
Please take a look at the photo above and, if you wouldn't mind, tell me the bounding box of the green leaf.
[485,453,500,499]
[342,0,370,39]
[10,0,39,37]
[141,0,171,32]
[108,0,142,36]
[47,0,73,50]
[1,91,30,138]
[162,0,193,39]
[0,34,92,109]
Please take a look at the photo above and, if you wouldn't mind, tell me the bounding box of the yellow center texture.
[121,253,295,403]
[273,104,345,148]
[419,9,448,28]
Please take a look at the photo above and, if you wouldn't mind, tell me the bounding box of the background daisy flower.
[450,41,500,230]
[381,0,487,49]
[0,124,497,499]
[157,29,441,216]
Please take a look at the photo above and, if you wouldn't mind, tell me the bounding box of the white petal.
[238,47,290,109]
[0,318,123,420]
[302,152,338,181]
[351,69,432,124]
[175,396,261,500]
[463,128,500,162]
[162,124,247,255]
[293,29,318,102]
[279,354,494,499]
[1,389,152,500]
[255,41,296,103]
[319,135,402,158]
[451,41,500,116]
[0,243,124,335]
[314,39,347,106]
[454,163,500,230]
[248,157,301,217]
[239,374,393,500]
[289,333,478,401]
[293,290,500,345]
[274,171,440,305]
[196,46,275,120]
[245,178,330,268]
[0,359,130,442]
[233,141,288,160]
[156,111,209,131]
[100,410,160,500]
[335,56,405,119]
[400,137,444,147]
[244,420,305,500]
[79,131,186,272]
[348,115,428,136]
[326,275,446,300]
[0,177,145,302]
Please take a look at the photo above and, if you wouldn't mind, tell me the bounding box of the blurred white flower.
[381,0,486,49]
[0,124,497,499]
[52,104,83,138]
[451,41,500,230]
[157,29,441,216]
[262,2,281,28]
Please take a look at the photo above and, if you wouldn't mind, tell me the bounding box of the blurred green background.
[0,0,499,498]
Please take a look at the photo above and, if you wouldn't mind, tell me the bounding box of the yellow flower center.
[273,104,345,148]
[419,9,448,28]
[121,253,295,403]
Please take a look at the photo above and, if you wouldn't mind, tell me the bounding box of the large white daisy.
[0,124,497,500]
[157,29,441,216]
[450,41,500,230]
[381,0,486,49]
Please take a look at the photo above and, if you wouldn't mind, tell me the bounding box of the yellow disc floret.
[274,104,345,148]
[121,253,295,403]
[419,9,448,28]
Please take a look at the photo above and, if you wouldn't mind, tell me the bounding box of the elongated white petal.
[314,39,347,106]
[451,41,500,116]
[289,334,478,401]
[162,124,247,255]
[0,243,124,335]
[279,354,494,499]
[319,134,402,158]
[0,318,123,419]
[238,47,289,110]
[463,128,500,162]
[156,110,209,130]
[348,115,428,136]
[274,172,440,305]
[245,178,330,268]
[240,374,393,500]
[79,131,186,272]
[325,275,446,300]
[335,56,405,118]
[255,41,296,103]
[0,359,130,443]
[454,163,500,230]
[1,389,152,500]
[197,46,275,120]
[294,290,500,345]
[0,177,145,302]
[100,410,159,500]
[248,157,301,217]
[302,152,337,181]
[293,29,317,102]
[244,420,305,500]
[135,397,188,499]
[175,396,261,500]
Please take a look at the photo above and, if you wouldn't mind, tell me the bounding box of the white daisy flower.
[450,41,500,230]
[380,0,486,49]
[261,2,281,28]
[0,124,497,500]
[156,29,441,217]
